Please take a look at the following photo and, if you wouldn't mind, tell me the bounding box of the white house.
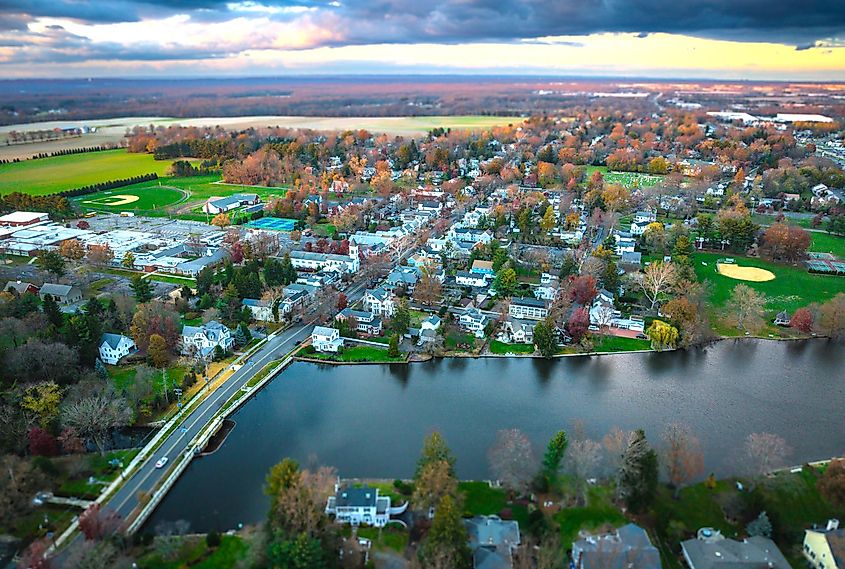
[325,484,396,527]
[242,298,274,321]
[202,193,260,214]
[39,283,82,305]
[362,288,396,317]
[508,297,549,321]
[458,308,489,338]
[336,308,383,336]
[98,333,136,365]
[633,211,657,224]
[181,320,234,357]
[500,318,535,344]
[534,273,560,301]
[312,326,343,352]
[288,244,360,274]
[455,271,489,288]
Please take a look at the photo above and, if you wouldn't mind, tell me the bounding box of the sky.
[0,0,843,80]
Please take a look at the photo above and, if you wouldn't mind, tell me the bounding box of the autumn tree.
[814,293,845,339]
[639,261,677,311]
[414,268,443,306]
[130,302,180,353]
[566,307,590,342]
[412,459,458,513]
[660,423,704,497]
[147,334,169,368]
[78,503,121,541]
[417,494,471,569]
[86,244,114,266]
[646,320,679,350]
[818,459,845,508]
[566,437,603,504]
[211,213,231,228]
[744,432,790,477]
[21,381,62,428]
[727,284,767,332]
[789,307,814,333]
[416,431,456,479]
[59,238,85,260]
[533,318,557,358]
[758,222,810,264]
[493,267,518,297]
[61,389,132,454]
[570,275,598,305]
[488,429,536,494]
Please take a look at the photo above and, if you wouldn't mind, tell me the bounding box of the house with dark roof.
[203,193,261,214]
[804,519,844,569]
[464,516,521,569]
[681,528,790,569]
[242,298,274,321]
[4,280,39,295]
[336,308,383,336]
[325,484,392,527]
[572,524,661,569]
[508,297,549,321]
[98,333,137,365]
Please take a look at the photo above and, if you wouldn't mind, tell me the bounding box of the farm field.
[584,165,663,188]
[0,149,177,196]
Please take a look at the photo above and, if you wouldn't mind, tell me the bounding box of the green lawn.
[302,345,405,363]
[73,185,185,212]
[591,335,651,353]
[356,523,409,553]
[459,481,529,527]
[584,165,663,188]
[810,231,845,259]
[0,150,179,196]
[110,364,187,396]
[692,251,845,314]
[57,448,141,498]
[489,340,535,354]
[554,486,627,547]
[139,535,248,569]
[445,330,478,350]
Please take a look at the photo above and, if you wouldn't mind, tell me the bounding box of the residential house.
[471,260,495,275]
[38,283,82,305]
[456,271,489,288]
[620,251,642,270]
[181,320,234,357]
[681,528,790,569]
[385,266,419,292]
[325,484,393,527]
[289,248,359,274]
[417,200,443,214]
[803,519,844,569]
[534,273,560,301]
[242,298,274,322]
[4,280,39,295]
[508,297,549,321]
[572,523,661,569]
[98,333,137,365]
[336,308,383,336]
[464,516,520,569]
[362,288,396,317]
[500,318,535,344]
[773,310,791,326]
[418,314,441,346]
[458,307,489,338]
[311,326,343,352]
[633,211,657,224]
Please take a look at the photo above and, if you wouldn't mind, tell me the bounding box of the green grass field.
[489,340,535,354]
[692,251,845,314]
[592,335,651,352]
[0,150,179,196]
[810,231,845,259]
[303,345,405,363]
[585,165,663,188]
[74,185,185,212]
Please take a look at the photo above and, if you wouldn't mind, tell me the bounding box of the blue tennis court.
[245,217,297,231]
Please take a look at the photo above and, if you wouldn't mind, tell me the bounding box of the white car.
[155,457,169,469]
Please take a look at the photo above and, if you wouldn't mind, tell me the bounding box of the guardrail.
[125,351,298,534]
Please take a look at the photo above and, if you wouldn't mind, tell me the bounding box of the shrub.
[206,530,221,548]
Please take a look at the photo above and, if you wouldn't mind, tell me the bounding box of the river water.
[147,339,845,532]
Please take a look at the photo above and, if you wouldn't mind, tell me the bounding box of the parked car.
[155,457,169,469]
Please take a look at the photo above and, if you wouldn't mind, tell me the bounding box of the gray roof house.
[38,283,82,305]
[572,524,661,569]
[464,516,521,569]
[681,528,790,569]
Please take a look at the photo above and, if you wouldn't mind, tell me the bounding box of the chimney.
[827,519,840,531]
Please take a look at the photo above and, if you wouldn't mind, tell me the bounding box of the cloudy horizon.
[0,0,843,80]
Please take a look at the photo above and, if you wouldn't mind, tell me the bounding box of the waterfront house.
[98,333,137,365]
[508,297,549,321]
[325,484,392,527]
[681,528,790,569]
[336,308,383,336]
[312,326,343,352]
[362,288,396,317]
[773,311,791,326]
[458,308,489,338]
[572,523,661,569]
[500,318,535,344]
[181,320,234,357]
[38,283,82,305]
[803,519,844,569]
[464,515,520,569]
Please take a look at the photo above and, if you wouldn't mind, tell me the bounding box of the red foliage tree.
[570,275,598,305]
[28,427,59,457]
[759,222,810,263]
[79,504,121,541]
[789,308,814,333]
[566,307,590,342]
[337,293,348,311]
[19,538,51,569]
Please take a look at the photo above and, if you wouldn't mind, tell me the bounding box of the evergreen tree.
[746,511,773,538]
[388,334,400,357]
[617,429,659,513]
[268,532,325,569]
[418,494,471,569]
[390,300,411,336]
[42,293,64,329]
[542,430,569,481]
[196,267,214,296]
[234,323,251,347]
[130,274,153,303]
[533,318,557,358]
[416,432,456,479]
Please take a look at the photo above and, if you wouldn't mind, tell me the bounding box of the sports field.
[585,165,663,188]
[0,149,178,196]
[73,185,185,212]
[245,217,297,231]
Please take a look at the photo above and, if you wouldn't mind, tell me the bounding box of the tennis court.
[245,217,297,231]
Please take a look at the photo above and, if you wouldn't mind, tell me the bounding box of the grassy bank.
[301,345,406,363]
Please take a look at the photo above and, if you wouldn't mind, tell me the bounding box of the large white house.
[458,307,489,338]
[98,333,137,365]
[362,288,396,317]
[181,320,234,357]
[455,271,489,288]
[242,298,274,321]
[325,484,396,527]
[288,244,359,274]
[508,297,549,321]
[312,326,343,352]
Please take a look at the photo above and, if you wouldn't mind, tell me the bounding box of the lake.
[147,339,845,532]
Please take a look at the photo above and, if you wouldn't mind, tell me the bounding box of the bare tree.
[488,428,536,494]
[638,260,677,311]
[744,432,791,477]
[660,423,704,497]
[602,427,634,477]
[536,533,564,569]
[727,284,767,332]
[61,392,132,454]
[565,438,603,504]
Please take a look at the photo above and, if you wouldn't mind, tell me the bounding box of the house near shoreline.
[180,320,234,357]
[312,326,343,352]
[325,483,406,528]
[572,523,661,569]
[681,528,790,569]
[464,515,521,569]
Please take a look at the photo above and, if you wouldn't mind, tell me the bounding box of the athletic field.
[0,149,178,196]
[585,165,663,188]
[73,185,185,212]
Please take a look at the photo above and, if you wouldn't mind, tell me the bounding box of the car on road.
[155,457,169,469]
